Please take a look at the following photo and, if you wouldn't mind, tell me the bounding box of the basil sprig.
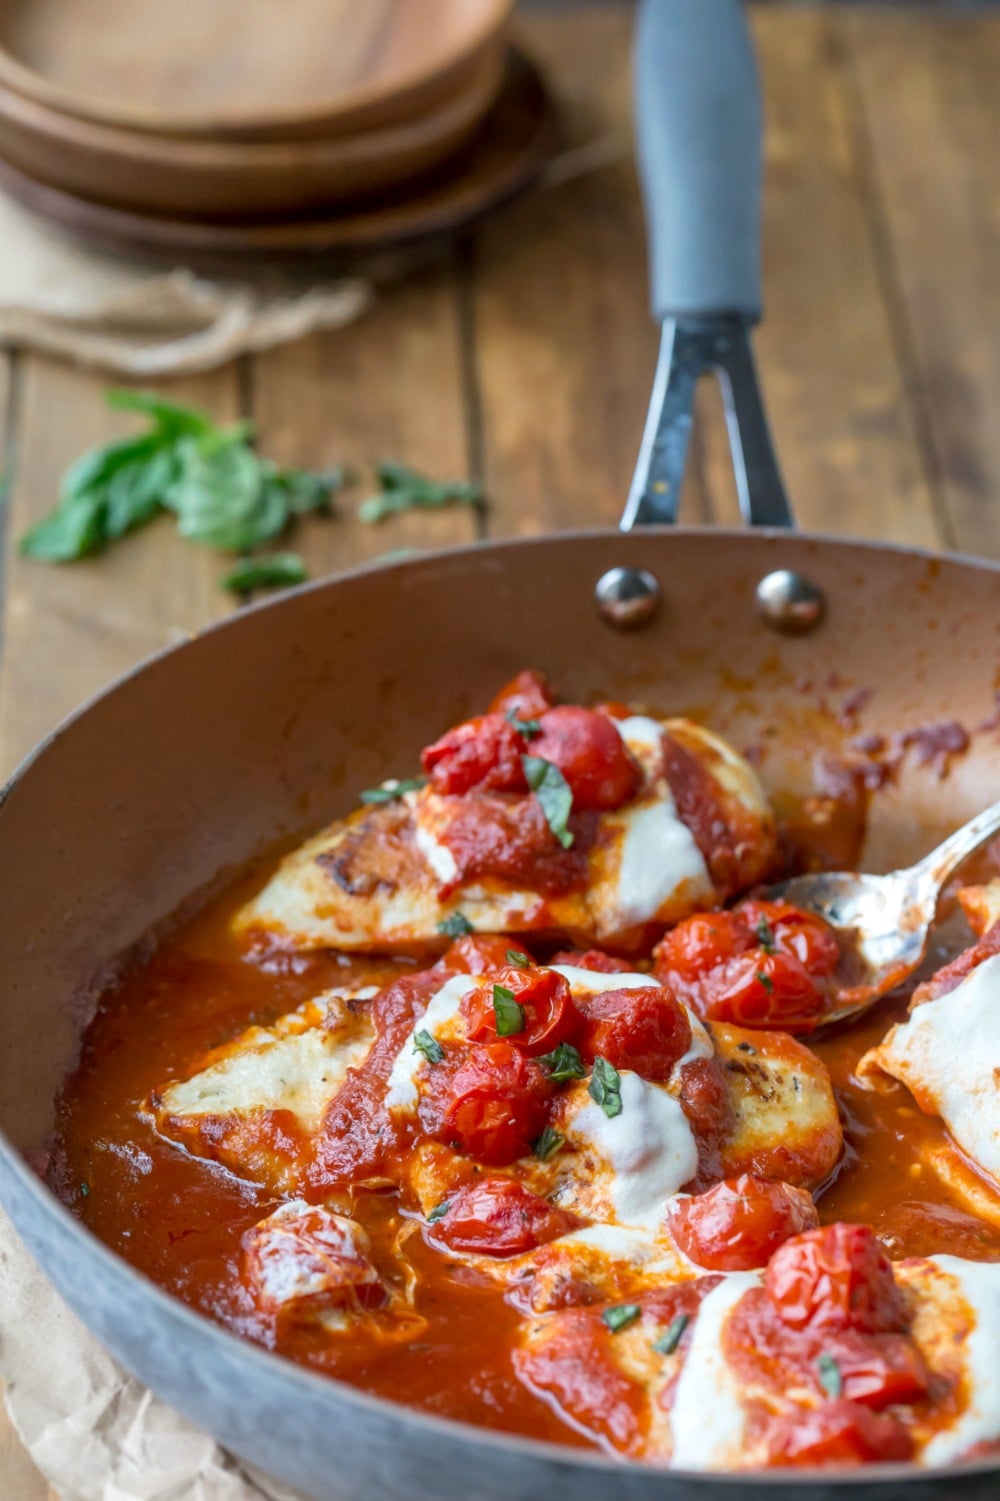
[589,1056,623,1118]
[492,984,525,1037]
[602,1303,641,1334]
[506,949,531,969]
[755,915,776,953]
[438,912,474,938]
[358,461,482,524]
[413,1030,444,1065]
[20,390,344,587]
[506,710,541,738]
[222,552,308,594]
[533,1126,565,1162]
[360,777,427,805]
[816,1352,844,1398]
[537,1042,586,1082]
[426,1200,451,1224]
[522,754,574,849]
[653,1313,689,1355]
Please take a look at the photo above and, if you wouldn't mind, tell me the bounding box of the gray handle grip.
[634,0,763,322]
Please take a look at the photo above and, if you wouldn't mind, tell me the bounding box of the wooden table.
[2,4,999,1494]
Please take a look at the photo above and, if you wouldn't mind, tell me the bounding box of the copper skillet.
[0,2,997,1498]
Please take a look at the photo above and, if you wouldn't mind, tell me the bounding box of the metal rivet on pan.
[595,566,662,630]
[756,569,826,635]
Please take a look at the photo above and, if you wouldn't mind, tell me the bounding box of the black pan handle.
[635,0,762,322]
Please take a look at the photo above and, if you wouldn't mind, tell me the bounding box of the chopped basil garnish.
[506,949,531,968]
[521,754,574,849]
[602,1303,641,1334]
[360,776,427,805]
[493,984,525,1037]
[221,552,308,595]
[427,1200,451,1224]
[534,1127,565,1162]
[79,1182,91,1198]
[756,970,774,993]
[816,1352,844,1398]
[438,912,474,938]
[589,1055,623,1118]
[506,709,541,738]
[414,1029,445,1064]
[538,1042,586,1082]
[755,915,776,953]
[653,1313,689,1355]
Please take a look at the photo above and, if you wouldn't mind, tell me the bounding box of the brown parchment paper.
[0,1207,307,1501]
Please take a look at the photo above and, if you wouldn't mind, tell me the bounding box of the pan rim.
[1,523,998,1489]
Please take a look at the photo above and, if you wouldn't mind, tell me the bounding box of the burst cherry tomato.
[422,713,528,796]
[741,899,841,976]
[488,669,554,721]
[579,985,692,1081]
[550,948,635,974]
[765,1223,908,1336]
[824,1331,929,1409]
[768,1401,914,1467]
[422,1043,554,1166]
[530,707,641,810]
[463,965,581,1056]
[432,1176,576,1258]
[654,912,751,983]
[665,1176,819,1271]
[704,951,827,1030]
[446,934,535,977]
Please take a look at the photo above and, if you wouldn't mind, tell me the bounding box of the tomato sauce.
[45,856,1000,1453]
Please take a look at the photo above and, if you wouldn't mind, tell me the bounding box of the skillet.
[0,2,998,1497]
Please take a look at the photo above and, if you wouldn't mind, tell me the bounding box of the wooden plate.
[0,45,506,218]
[0,0,515,142]
[0,49,556,269]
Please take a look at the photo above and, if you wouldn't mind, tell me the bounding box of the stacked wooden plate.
[0,0,556,262]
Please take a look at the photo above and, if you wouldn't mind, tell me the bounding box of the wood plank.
[0,360,241,776]
[844,10,1000,558]
[248,258,476,578]
[473,7,942,545]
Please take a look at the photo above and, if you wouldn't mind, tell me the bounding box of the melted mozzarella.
[669,1273,758,1470]
[383,973,473,1113]
[869,954,1000,1184]
[920,1256,1000,1467]
[412,817,459,885]
[601,796,711,929]
[565,1071,699,1229]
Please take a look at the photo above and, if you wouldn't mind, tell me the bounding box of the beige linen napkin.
[0,1207,304,1501]
[0,190,371,376]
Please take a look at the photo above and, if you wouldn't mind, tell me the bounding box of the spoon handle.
[913,797,1000,888]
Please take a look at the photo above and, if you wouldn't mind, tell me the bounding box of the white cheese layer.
[383,972,474,1114]
[669,1273,759,1470]
[920,1256,1000,1467]
[565,1070,700,1229]
[874,953,1000,1184]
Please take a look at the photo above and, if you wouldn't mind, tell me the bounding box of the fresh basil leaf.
[414,1030,444,1065]
[106,388,216,439]
[438,912,474,938]
[755,915,776,954]
[222,552,308,594]
[602,1303,641,1334]
[534,1126,565,1162]
[816,1352,844,1398]
[492,984,525,1037]
[166,434,278,551]
[506,710,541,738]
[506,949,531,969]
[521,755,574,849]
[589,1055,623,1118]
[359,461,483,524]
[538,1042,586,1083]
[265,463,350,515]
[104,445,177,540]
[756,970,775,993]
[20,489,109,561]
[426,1200,450,1224]
[360,776,427,805]
[653,1313,689,1355]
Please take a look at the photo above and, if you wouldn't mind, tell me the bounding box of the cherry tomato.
[445,934,535,977]
[422,713,528,796]
[422,1043,554,1166]
[550,948,635,974]
[665,1176,819,1272]
[653,912,751,985]
[463,965,581,1056]
[579,985,692,1082]
[767,1400,913,1467]
[825,1331,929,1409]
[704,951,827,1030]
[740,898,841,976]
[530,707,641,810]
[765,1224,908,1335]
[488,669,555,721]
[432,1175,576,1258]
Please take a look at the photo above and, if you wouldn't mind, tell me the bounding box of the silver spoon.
[765,798,1000,1028]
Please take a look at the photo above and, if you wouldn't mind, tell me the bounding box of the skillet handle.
[634,0,762,322]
